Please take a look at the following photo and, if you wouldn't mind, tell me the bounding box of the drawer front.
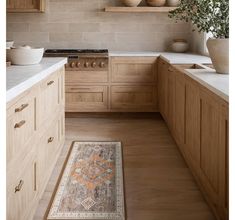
[37,113,61,189]
[38,71,60,125]
[111,86,157,111]
[7,96,36,163]
[7,154,37,220]
[65,70,108,83]
[111,57,157,83]
[65,85,108,112]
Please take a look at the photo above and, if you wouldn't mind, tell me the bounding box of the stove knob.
[70,62,76,68]
[100,62,105,68]
[76,62,81,68]
[91,62,96,68]
[84,62,89,68]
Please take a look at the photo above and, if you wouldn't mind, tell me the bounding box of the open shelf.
[104,6,177,13]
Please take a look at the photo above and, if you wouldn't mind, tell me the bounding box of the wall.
[7,0,191,51]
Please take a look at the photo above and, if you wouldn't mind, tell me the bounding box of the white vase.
[206,38,229,74]
[167,0,180,6]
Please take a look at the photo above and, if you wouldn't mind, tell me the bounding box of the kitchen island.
[6,57,66,220]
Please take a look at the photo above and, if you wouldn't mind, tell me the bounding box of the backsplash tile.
[7,0,191,51]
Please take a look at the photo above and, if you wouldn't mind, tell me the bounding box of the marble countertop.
[109,51,212,64]
[184,68,229,102]
[7,57,67,103]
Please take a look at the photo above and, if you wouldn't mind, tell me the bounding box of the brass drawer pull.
[15,180,24,193]
[14,120,26,128]
[15,103,29,112]
[47,80,54,86]
[48,137,54,143]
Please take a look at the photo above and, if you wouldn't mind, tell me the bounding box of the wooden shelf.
[104,6,177,13]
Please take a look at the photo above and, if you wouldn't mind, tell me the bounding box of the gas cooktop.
[44,49,108,54]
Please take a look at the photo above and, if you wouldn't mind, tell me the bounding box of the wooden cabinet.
[7,67,65,220]
[111,57,157,83]
[7,0,45,12]
[111,85,157,111]
[65,85,108,112]
[174,69,186,147]
[185,77,201,171]
[157,58,168,121]
[157,60,229,220]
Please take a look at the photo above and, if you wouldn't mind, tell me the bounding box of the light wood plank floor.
[33,113,216,220]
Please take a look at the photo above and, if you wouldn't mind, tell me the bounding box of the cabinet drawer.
[65,85,108,112]
[65,70,108,83]
[111,57,157,83]
[111,86,157,111]
[38,71,60,125]
[37,113,62,189]
[7,95,36,163]
[7,154,37,220]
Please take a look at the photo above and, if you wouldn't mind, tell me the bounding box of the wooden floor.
[33,113,216,220]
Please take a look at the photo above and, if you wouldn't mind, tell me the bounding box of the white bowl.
[7,47,44,65]
[6,41,14,49]
[171,41,189,53]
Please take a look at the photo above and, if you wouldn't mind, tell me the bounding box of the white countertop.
[6,57,67,103]
[109,51,212,64]
[184,69,229,102]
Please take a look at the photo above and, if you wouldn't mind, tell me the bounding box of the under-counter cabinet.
[7,0,45,12]
[7,66,65,220]
[157,58,229,220]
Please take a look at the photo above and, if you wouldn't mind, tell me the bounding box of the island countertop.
[6,57,67,103]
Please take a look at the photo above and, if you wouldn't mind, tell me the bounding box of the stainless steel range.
[44,49,109,71]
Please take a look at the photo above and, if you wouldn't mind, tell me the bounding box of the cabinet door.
[65,85,108,112]
[174,70,186,147]
[7,155,37,220]
[7,0,45,12]
[166,66,175,132]
[158,59,168,120]
[38,71,60,126]
[111,85,157,111]
[219,103,229,220]
[185,78,200,171]
[199,89,220,209]
[111,57,157,83]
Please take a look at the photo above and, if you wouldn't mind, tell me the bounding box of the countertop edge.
[184,70,229,103]
[6,58,67,103]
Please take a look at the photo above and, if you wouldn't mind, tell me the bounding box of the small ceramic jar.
[167,0,180,6]
[171,39,189,53]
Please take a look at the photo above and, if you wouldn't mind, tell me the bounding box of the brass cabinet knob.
[15,103,29,113]
[76,62,81,67]
[48,137,54,143]
[14,120,26,129]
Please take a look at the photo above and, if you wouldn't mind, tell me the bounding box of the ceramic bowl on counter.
[121,0,142,6]
[171,39,189,53]
[7,46,44,65]
[146,0,166,6]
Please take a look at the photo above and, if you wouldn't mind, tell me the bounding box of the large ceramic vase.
[207,38,229,74]
[121,0,142,6]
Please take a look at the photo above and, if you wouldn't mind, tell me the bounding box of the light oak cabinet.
[7,67,65,220]
[7,0,45,12]
[65,56,158,112]
[157,58,229,220]
[65,85,108,112]
[111,85,157,111]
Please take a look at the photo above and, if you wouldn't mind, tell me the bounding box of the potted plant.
[168,0,229,74]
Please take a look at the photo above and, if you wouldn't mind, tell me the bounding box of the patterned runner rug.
[47,141,125,220]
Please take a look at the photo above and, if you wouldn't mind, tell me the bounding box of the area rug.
[47,141,125,220]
